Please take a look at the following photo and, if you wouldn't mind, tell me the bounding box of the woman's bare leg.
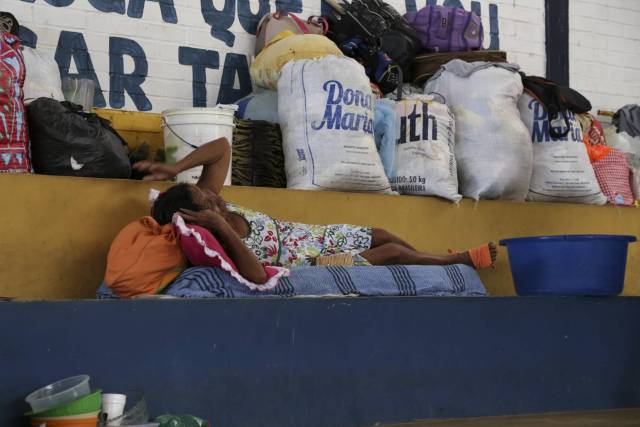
[360,242,497,268]
[371,228,416,250]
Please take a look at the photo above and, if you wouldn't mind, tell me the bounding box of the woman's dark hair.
[152,184,201,225]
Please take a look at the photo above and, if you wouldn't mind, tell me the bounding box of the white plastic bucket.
[162,105,237,185]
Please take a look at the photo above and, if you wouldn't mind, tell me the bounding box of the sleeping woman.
[134,138,496,284]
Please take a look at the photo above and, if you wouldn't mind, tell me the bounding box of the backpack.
[324,0,421,81]
[404,5,483,53]
[339,36,400,94]
[520,74,592,139]
[254,11,327,55]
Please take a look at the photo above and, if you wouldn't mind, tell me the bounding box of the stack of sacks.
[234,9,393,194]
[425,60,533,201]
[233,10,348,190]
[236,11,341,124]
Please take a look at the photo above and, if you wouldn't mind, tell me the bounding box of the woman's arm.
[180,208,269,284]
[133,137,230,194]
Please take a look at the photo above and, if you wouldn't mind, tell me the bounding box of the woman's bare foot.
[452,243,497,270]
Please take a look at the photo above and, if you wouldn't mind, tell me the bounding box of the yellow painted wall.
[1,173,639,300]
[95,109,164,160]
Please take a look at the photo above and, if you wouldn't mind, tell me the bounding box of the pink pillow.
[173,215,289,291]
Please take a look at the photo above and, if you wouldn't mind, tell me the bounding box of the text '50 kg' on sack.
[425,60,533,201]
[278,56,391,193]
[518,93,606,205]
[0,32,31,173]
[392,95,461,202]
[27,98,131,179]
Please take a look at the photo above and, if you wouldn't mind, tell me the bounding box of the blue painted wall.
[2,297,640,426]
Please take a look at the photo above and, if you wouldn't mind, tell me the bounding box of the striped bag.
[0,32,31,173]
[231,118,286,188]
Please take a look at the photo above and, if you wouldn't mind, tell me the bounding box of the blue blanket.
[96,264,486,299]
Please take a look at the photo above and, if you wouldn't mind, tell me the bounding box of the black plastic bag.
[519,73,592,139]
[27,98,131,178]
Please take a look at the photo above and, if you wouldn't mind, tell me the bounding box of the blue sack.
[235,90,279,124]
[374,99,397,180]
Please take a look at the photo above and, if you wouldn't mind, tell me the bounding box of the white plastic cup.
[102,393,127,426]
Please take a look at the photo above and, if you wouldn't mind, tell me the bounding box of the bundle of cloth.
[97,264,486,299]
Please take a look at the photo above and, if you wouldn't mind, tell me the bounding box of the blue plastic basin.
[499,235,636,296]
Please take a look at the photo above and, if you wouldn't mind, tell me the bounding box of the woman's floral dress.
[226,203,373,267]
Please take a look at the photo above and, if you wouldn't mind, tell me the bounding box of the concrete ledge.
[95,108,164,160]
[1,173,640,299]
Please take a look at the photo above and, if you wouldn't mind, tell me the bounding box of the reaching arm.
[180,208,269,284]
[133,137,231,194]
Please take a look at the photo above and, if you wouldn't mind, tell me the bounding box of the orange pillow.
[105,216,187,298]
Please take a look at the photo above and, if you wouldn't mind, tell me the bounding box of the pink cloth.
[173,215,289,291]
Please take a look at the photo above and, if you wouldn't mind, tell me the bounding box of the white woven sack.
[425,62,533,201]
[278,56,391,193]
[392,95,461,202]
[518,93,606,204]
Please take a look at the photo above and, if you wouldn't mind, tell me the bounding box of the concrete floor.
[379,409,640,427]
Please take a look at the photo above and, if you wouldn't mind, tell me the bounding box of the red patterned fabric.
[0,33,31,173]
[592,149,634,206]
[589,116,606,146]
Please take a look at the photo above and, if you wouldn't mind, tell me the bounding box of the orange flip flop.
[449,243,495,270]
